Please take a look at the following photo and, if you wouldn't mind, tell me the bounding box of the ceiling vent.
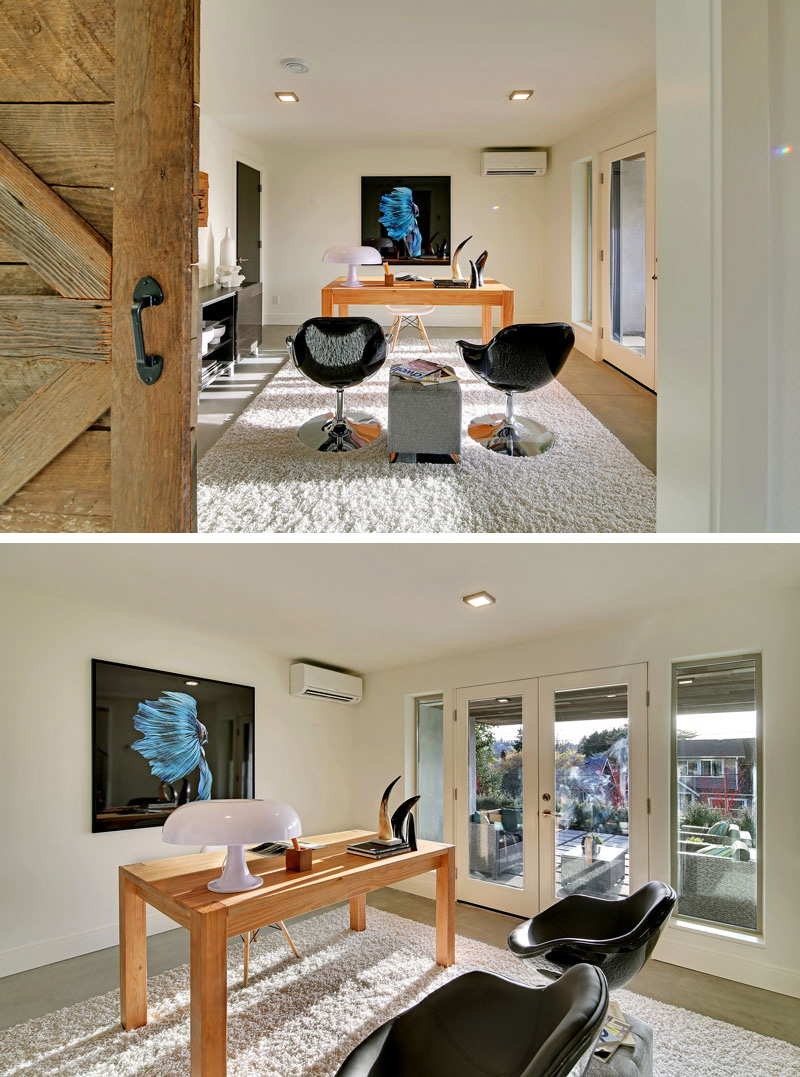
[481,150,548,176]
[280,57,310,75]
[290,663,363,705]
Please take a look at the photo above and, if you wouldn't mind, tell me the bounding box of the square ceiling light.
[509,90,533,101]
[275,91,299,103]
[463,591,496,608]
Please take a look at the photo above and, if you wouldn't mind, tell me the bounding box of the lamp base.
[341,263,364,287]
[207,844,264,893]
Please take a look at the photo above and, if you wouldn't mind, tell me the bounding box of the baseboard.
[0,910,177,978]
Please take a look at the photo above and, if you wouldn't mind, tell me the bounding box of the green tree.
[475,724,502,801]
[578,726,627,758]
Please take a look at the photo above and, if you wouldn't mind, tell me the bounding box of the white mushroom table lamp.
[323,245,382,288]
[163,798,302,893]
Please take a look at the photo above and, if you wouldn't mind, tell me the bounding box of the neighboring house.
[676,738,754,812]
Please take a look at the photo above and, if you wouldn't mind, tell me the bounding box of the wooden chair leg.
[417,316,432,351]
[243,930,250,987]
[279,920,301,959]
[391,316,402,352]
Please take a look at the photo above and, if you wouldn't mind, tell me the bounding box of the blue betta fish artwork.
[132,691,212,799]
[378,186,422,258]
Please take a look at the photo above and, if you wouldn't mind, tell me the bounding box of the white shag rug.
[2,907,797,1077]
[197,338,656,533]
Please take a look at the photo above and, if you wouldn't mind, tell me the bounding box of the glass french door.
[455,666,648,918]
[601,135,657,390]
[537,665,649,910]
[455,681,537,916]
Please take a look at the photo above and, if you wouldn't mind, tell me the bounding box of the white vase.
[220,227,236,267]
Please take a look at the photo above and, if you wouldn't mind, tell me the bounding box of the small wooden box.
[286,847,313,873]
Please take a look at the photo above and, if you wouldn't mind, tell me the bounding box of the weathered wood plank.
[0,104,114,186]
[0,357,68,420]
[0,237,19,261]
[0,1,114,103]
[112,0,197,533]
[0,506,110,532]
[53,187,113,242]
[0,361,110,504]
[0,265,58,296]
[0,297,111,361]
[0,140,111,298]
[0,429,110,531]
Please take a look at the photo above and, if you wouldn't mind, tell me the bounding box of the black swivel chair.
[335,964,608,1077]
[286,317,387,452]
[456,323,575,457]
[508,880,677,991]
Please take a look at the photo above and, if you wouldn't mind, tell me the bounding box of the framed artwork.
[361,175,451,265]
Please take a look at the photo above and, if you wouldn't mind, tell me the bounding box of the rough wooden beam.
[0,140,111,298]
[0,361,110,504]
[0,297,111,361]
[53,186,113,242]
[0,103,114,186]
[0,357,67,420]
[0,1,114,103]
[0,265,58,296]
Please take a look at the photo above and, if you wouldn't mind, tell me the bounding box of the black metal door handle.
[131,276,164,385]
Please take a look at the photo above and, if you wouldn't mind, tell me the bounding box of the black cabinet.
[198,282,263,390]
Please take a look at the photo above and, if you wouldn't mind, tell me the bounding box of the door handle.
[541,811,561,818]
[131,276,164,385]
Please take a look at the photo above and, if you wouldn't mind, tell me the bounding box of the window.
[415,696,444,842]
[672,655,762,933]
[571,159,593,325]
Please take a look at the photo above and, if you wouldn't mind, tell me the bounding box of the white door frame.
[536,663,650,910]
[600,133,657,391]
[454,680,538,917]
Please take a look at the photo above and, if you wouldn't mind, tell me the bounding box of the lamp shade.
[323,245,382,288]
[163,798,301,846]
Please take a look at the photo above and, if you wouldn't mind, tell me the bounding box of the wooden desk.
[321,277,514,344]
[119,829,455,1077]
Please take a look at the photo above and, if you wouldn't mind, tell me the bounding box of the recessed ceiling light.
[606,694,617,698]
[509,90,534,101]
[275,91,299,103]
[463,591,495,608]
[185,680,199,686]
[678,678,694,685]
[281,57,310,75]
[496,698,510,704]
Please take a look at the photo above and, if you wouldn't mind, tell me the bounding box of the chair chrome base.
[468,413,554,456]
[298,410,381,452]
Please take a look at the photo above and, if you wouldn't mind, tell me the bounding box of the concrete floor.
[197,325,656,472]
[2,889,797,1047]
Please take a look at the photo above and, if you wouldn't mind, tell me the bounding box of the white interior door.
[537,664,649,910]
[455,681,537,916]
[600,134,657,390]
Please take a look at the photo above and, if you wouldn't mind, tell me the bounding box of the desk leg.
[119,873,147,1030]
[349,893,367,931]
[191,906,228,1077]
[322,290,333,317]
[481,304,493,344]
[435,848,455,967]
[501,291,514,329]
[338,304,349,317]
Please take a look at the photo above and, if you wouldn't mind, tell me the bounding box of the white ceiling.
[201,0,656,150]
[1,544,797,673]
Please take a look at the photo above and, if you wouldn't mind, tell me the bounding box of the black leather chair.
[335,964,608,1077]
[508,881,676,991]
[286,317,387,452]
[456,323,575,456]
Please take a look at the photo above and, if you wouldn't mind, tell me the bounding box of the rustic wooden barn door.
[0,0,198,533]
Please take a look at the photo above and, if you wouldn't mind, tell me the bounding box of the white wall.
[543,92,656,358]
[0,581,357,977]
[264,147,547,328]
[199,113,268,310]
[352,583,800,998]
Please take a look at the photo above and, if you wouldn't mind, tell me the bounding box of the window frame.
[413,693,445,843]
[670,652,764,937]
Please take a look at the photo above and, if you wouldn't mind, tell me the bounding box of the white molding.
[0,911,177,978]
[657,930,800,999]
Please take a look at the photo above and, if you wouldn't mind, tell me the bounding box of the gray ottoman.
[387,374,462,463]
[586,1014,653,1077]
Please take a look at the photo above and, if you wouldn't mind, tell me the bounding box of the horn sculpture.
[452,235,472,280]
[391,796,420,850]
[475,249,488,287]
[378,776,401,840]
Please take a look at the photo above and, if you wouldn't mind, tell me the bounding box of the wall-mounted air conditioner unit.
[480,150,548,176]
[290,663,363,704]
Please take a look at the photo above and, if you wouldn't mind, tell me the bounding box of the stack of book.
[390,359,457,386]
[347,840,411,860]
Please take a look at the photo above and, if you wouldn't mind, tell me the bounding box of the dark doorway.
[236,161,261,285]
